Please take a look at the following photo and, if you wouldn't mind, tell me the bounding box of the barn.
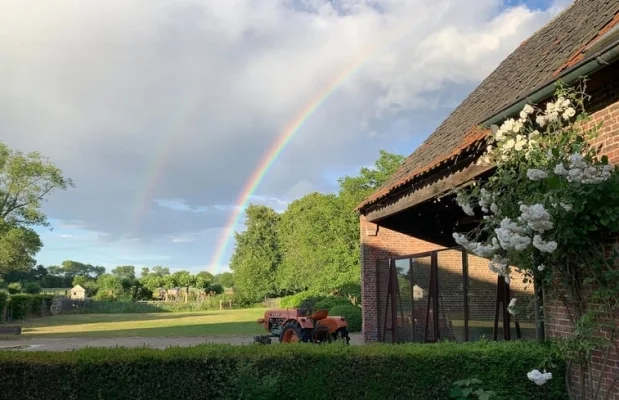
[357,0,619,397]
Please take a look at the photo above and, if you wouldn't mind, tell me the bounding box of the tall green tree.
[335,150,405,291]
[337,150,405,207]
[229,204,281,302]
[214,272,234,288]
[278,192,357,293]
[195,271,214,290]
[0,143,74,276]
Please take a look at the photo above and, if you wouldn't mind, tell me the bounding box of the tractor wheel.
[279,322,310,343]
[331,327,351,345]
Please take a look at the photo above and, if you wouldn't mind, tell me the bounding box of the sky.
[0,0,571,274]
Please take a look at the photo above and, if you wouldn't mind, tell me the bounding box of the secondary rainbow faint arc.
[207,26,412,274]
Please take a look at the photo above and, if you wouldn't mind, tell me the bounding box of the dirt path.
[0,333,363,351]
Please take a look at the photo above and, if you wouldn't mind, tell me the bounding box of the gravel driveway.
[0,332,362,351]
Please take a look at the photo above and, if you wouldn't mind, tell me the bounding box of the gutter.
[481,38,619,127]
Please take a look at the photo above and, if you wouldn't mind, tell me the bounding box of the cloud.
[0,0,566,271]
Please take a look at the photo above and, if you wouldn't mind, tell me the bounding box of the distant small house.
[70,285,87,300]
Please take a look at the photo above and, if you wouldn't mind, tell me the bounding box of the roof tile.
[359,0,619,210]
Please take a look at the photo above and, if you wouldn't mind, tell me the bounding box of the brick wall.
[542,73,619,400]
[360,62,619,398]
[360,216,532,343]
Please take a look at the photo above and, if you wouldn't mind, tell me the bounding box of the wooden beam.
[366,164,492,223]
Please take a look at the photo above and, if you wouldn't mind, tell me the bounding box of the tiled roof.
[359,0,619,211]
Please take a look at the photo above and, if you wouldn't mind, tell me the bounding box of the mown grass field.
[19,308,268,338]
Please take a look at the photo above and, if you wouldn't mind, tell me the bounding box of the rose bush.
[452,83,619,399]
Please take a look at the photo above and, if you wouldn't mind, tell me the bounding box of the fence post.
[228,300,232,309]
[219,300,223,310]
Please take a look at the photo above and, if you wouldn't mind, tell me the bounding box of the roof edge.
[357,37,619,214]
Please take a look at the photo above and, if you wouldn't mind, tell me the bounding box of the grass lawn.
[18,309,268,338]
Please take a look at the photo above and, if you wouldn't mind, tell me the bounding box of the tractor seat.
[309,309,329,321]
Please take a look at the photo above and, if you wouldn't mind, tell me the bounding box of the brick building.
[357,0,619,398]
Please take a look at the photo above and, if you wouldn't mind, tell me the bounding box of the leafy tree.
[111,265,136,281]
[151,266,170,276]
[173,270,195,303]
[337,149,405,207]
[7,282,22,294]
[195,271,214,290]
[0,224,42,276]
[22,281,41,294]
[215,272,234,288]
[0,143,74,276]
[72,275,92,287]
[278,193,356,293]
[111,266,139,300]
[229,205,281,302]
[209,283,224,295]
[95,274,123,299]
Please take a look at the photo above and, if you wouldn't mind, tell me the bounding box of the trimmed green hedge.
[279,291,326,309]
[0,291,7,321]
[314,295,354,311]
[329,304,362,332]
[6,294,53,319]
[0,340,565,400]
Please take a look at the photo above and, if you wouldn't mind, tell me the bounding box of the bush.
[0,291,7,321]
[7,282,21,295]
[314,296,354,311]
[0,341,566,400]
[209,283,224,295]
[280,291,326,310]
[23,282,42,294]
[329,304,362,333]
[6,294,54,320]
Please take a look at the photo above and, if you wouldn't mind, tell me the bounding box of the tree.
[195,271,214,291]
[214,272,234,288]
[229,205,281,302]
[0,143,74,276]
[95,273,123,300]
[278,193,355,293]
[337,150,405,208]
[173,270,195,303]
[139,265,171,293]
[111,265,138,300]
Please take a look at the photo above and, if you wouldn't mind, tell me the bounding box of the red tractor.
[254,307,350,345]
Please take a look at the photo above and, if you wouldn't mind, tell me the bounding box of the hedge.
[0,340,566,400]
[0,292,7,321]
[314,296,354,311]
[279,291,326,309]
[329,304,362,332]
[6,294,54,320]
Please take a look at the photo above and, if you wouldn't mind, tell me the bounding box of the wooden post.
[219,300,223,310]
[228,300,232,309]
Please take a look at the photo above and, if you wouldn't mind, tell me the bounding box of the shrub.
[209,283,224,295]
[314,296,354,311]
[0,292,7,321]
[6,294,54,320]
[280,291,325,310]
[7,282,21,295]
[0,341,566,400]
[329,304,362,332]
[23,282,42,294]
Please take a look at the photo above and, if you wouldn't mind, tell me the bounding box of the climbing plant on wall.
[452,82,619,399]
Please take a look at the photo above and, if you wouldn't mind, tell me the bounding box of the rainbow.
[126,94,203,237]
[207,26,412,273]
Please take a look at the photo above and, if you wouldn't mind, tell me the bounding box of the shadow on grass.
[19,308,266,328]
[19,312,222,328]
[21,321,266,339]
